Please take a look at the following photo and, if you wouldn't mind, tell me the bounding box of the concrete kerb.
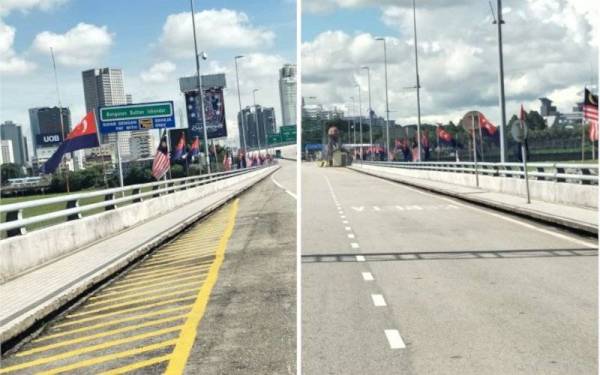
[0,166,278,350]
[348,165,598,235]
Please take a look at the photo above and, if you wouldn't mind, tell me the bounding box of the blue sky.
[1,0,296,149]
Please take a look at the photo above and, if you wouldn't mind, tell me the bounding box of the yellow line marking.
[135,254,211,270]
[0,327,181,374]
[97,354,172,375]
[69,287,201,318]
[85,280,205,307]
[17,315,187,357]
[142,252,212,267]
[90,274,205,300]
[149,247,207,260]
[36,340,177,375]
[165,199,239,374]
[35,306,191,343]
[100,267,207,292]
[57,296,195,328]
[118,262,210,281]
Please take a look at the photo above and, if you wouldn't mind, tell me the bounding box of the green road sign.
[100,102,173,121]
[279,125,296,142]
[268,133,282,145]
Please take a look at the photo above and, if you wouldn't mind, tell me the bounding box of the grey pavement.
[349,164,598,233]
[184,159,296,374]
[302,163,597,375]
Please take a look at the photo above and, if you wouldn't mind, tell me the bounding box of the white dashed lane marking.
[385,330,406,349]
[371,294,387,307]
[350,242,360,249]
[362,272,374,281]
[347,234,355,239]
[356,255,365,262]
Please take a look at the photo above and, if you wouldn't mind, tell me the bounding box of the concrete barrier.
[0,167,276,282]
[352,163,598,209]
[276,144,297,160]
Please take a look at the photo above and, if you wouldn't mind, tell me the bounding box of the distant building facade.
[0,121,28,166]
[28,107,72,158]
[279,64,297,127]
[237,105,277,149]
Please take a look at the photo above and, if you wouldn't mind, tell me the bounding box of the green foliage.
[124,165,153,185]
[170,164,185,178]
[1,163,24,184]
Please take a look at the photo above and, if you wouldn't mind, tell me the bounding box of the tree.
[527,110,546,130]
[1,163,24,184]
[124,165,153,185]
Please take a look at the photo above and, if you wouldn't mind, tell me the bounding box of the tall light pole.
[361,66,373,160]
[350,96,357,152]
[495,0,507,162]
[412,0,422,161]
[234,55,247,154]
[376,37,391,160]
[252,88,262,152]
[356,84,364,161]
[190,0,211,174]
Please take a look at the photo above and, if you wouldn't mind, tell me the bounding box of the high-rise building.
[279,64,297,127]
[0,121,28,166]
[82,68,130,160]
[29,107,72,158]
[1,140,14,164]
[237,105,277,149]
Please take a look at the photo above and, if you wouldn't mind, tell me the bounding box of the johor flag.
[41,112,99,174]
[479,113,498,138]
[187,136,200,159]
[172,132,186,161]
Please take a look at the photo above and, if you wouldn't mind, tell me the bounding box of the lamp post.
[190,0,211,174]
[350,96,357,154]
[252,88,262,153]
[495,0,508,162]
[375,37,391,160]
[411,0,422,162]
[234,55,247,154]
[361,66,373,160]
[355,84,364,162]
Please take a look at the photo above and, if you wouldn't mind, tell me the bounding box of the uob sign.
[36,133,63,146]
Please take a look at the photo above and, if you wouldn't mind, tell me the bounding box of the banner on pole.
[185,87,228,140]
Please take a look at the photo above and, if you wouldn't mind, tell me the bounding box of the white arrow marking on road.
[351,206,364,212]
[371,294,387,307]
[385,330,406,349]
[362,272,374,281]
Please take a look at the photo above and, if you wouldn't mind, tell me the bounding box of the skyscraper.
[237,105,277,149]
[0,121,28,166]
[28,107,72,158]
[82,68,130,159]
[279,64,297,127]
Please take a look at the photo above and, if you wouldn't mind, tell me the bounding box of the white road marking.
[350,242,360,249]
[395,205,405,210]
[362,272,374,281]
[348,233,355,239]
[340,215,346,219]
[356,255,366,262]
[342,220,349,224]
[384,329,406,349]
[351,206,364,212]
[270,173,297,199]
[406,205,423,210]
[373,206,381,211]
[371,294,387,306]
[377,178,597,248]
[345,226,351,231]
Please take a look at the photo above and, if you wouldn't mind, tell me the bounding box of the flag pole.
[92,109,108,188]
[50,47,70,193]
[472,113,479,187]
[477,116,485,162]
[166,130,172,180]
[520,108,531,204]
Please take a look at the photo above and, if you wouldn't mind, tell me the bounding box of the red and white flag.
[152,132,170,180]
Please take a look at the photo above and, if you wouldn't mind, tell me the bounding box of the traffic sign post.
[512,115,531,204]
[98,101,175,133]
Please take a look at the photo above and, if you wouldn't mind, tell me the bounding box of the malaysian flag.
[583,88,598,141]
[152,132,170,180]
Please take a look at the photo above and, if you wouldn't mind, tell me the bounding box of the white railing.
[361,161,598,184]
[0,164,274,238]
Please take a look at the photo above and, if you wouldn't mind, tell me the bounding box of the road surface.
[301,162,597,375]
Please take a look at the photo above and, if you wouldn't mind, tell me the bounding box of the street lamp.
[350,96,357,154]
[375,37,391,160]
[494,0,508,162]
[411,0,422,162]
[355,84,364,162]
[252,88,262,152]
[190,0,211,174]
[234,55,248,154]
[361,66,373,160]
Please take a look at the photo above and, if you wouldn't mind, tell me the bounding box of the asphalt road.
[0,161,296,374]
[301,162,597,375]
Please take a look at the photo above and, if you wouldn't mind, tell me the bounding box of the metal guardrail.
[362,161,598,185]
[0,165,274,238]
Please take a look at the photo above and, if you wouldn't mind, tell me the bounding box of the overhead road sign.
[98,101,175,133]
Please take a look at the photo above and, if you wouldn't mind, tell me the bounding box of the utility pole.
[50,47,70,192]
[376,37,391,160]
[356,84,364,163]
[234,56,247,153]
[412,0,422,162]
[494,0,508,162]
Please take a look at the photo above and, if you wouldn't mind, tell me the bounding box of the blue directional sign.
[98,101,175,133]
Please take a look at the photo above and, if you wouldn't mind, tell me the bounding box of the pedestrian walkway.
[349,165,598,234]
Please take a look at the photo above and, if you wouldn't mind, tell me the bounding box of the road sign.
[98,101,175,133]
[280,125,296,142]
[268,133,282,145]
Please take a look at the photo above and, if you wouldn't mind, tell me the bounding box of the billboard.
[36,133,63,146]
[179,73,226,93]
[185,88,227,140]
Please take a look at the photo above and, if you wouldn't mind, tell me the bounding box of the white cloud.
[303,0,598,126]
[0,21,36,75]
[140,61,177,83]
[0,0,68,16]
[158,9,275,58]
[31,23,114,67]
